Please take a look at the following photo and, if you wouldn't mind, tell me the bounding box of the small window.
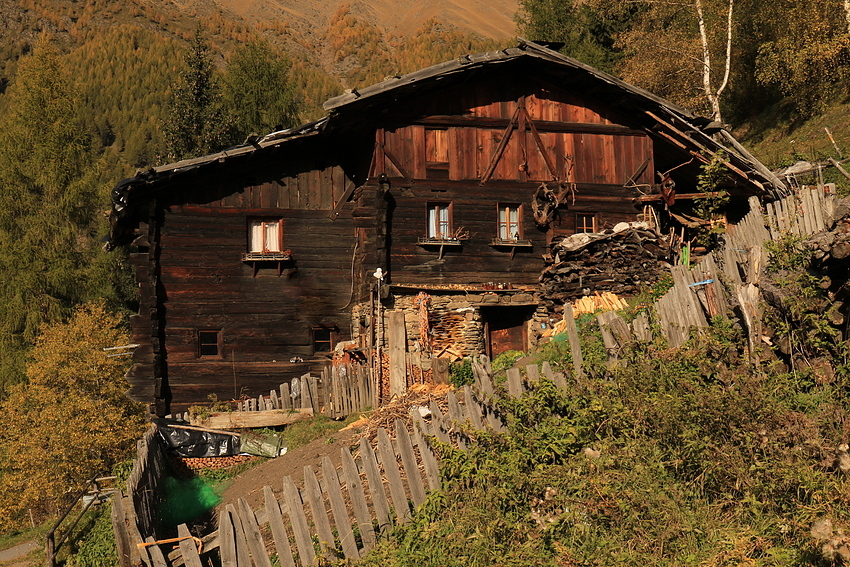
[498,204,522,241]
[576,213,598,234]
[312,326,338,353]
[427,202,453,239]
[248,218,283,253]
[198,330,221,358]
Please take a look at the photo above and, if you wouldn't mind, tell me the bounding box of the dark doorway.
[480,306,535,358]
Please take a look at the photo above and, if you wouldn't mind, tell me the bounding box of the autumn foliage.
[0,302,145,531]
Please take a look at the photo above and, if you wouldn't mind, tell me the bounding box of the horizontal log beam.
[413,115,645,136]
[190,408,314,429]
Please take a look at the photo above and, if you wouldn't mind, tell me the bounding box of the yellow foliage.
[0,302,145,531]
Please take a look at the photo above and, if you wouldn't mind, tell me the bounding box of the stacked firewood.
[170,454,257,473]
[540,225,673,311]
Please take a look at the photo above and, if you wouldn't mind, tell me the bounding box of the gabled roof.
[107,39,785,249]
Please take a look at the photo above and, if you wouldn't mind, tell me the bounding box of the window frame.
[497,203,523,242]
[197,329,222,359]
[247,218,284,255]
[575,213,598,234]
[311,325,339,354]
[426,202,454,240]
[424,127,450,179]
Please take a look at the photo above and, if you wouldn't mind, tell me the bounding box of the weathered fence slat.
[238,498,274,567]
[428,401,451,444]
[263,486,296,567]
[376,427,410,522]
[506,367,523,397]
[525,364,540,384]
[143,536,168,567]
[282,476,316,567]
[177,524,203,567]
[225,503,253,567]
[462,386,484,430]
[321,457,360,560]
[395,419,427,507]
[301,465,336,557]
[412,422,441,491]
[340,449,377,551]
[359,438,392,531]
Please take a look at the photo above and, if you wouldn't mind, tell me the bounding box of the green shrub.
[449,358,474,388]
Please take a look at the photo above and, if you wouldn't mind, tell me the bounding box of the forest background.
[0,0,849,536]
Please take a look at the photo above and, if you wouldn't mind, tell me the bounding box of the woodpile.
[540,224,673,312]
[170,454,258,472]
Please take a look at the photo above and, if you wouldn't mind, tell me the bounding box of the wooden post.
[562,303,584,378]
[432,357,450,384]
[387,310,407,398]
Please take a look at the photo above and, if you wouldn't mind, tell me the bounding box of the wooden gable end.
[373,75,654,188]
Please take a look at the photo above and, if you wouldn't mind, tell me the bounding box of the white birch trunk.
[696,0,734,123]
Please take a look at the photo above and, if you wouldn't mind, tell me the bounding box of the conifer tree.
[222,40,301,140]
[163,28,229,160]
[0,35,126,390]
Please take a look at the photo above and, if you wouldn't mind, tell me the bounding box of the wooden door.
[482,307,532,358]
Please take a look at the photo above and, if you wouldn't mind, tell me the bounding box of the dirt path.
[0,540,38,566]
[218,422,368,511]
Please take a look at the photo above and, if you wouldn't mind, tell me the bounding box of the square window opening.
[312,326,338,353]
[248,218,283,253]
[576,213,598,234]
[198,330,221,358]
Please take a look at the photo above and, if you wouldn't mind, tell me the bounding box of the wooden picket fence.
[162,356,569,567]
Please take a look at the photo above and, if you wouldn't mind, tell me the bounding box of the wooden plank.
[218,509,237,567]
[321,457,360,559]
[263,486,296,567]
[525,364,540,384]
[143,536,168,567]
[280,383,292,410]
[177,524,203,567]
[269,389,280,410]
[811,187,825,231]
[225,503,253,567]
[428,401,451,444]
[300,373,313,410]
[376,427,410,521]
[462,386,484,430]
[472,357,494,396]
[412,421,441,491]
[302,466,336,556]
[238,498,274,567]
[387,311,408,397]
[562,303,584,378]
[309,376,320,414]
[446,390,464,424]
[359,438,392,531]
[282,476,316,567]
[193,408,313,429]
[394,419,427,507]
[506,367,523,397]
[411,407,432,436]
[340,449,377,551]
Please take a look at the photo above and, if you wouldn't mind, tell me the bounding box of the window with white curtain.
[248,219,282,253]
[498,204,521,241]
[427,203,453,239]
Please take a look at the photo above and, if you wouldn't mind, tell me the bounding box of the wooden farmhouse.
[107,39,784,415]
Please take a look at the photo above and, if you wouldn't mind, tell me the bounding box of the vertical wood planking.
[412,422,441,491]
[321,457,360,560]
[340,449,377,551]
[387,311,408,397]
[428,401,452,444]
[525,364,540,384]
[218,509,237,567]
[176,524,203,567]
[506,367,523,397]
[263,486,296,567]
[225,504,253,567]
[302,466,336,556]
[462,386,484,430]
[359,438,392,531]
[143,536,168,567]
[282,476,316,567]
[238,498,274,567]
[394,419,427,507]
[376,427,410,522]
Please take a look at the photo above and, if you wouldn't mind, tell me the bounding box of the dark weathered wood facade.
[109,40,783,415]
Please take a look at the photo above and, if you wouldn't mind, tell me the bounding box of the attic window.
[425,128,449,179]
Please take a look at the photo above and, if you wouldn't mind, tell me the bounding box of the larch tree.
[222,39,302,141]
[0,35,126,390]
[0,302,145,530]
